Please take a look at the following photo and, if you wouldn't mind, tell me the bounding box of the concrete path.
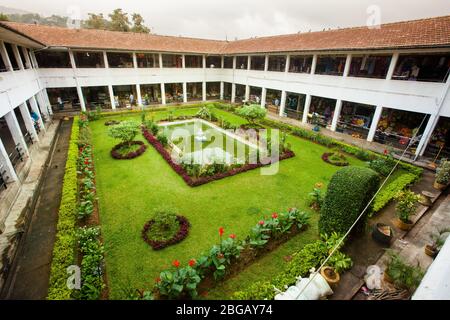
[1,118,73,300]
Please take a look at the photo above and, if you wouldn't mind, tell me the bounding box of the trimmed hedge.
[319,166,380,235]
[372,172,419,213]
[47,117,80,300]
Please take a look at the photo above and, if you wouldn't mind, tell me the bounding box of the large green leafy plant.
[236,104,267,124]
[394,189,420,223]
[435,158,450,185]
[107,120,140,145]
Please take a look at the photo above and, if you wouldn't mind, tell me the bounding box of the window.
[74,51,105,68]
[162,54,182,68]
[315,55,347,76]
[393,53,450,83]
[268,55,286,72]
[223,56,233,69]
[35,50,71,68]
[250,55,265,71]
[18,46,28,69]
[236,56,248,69]
[4,42,20,70]
[206,55,221,68]
[107,52,133,68]
[349,55,391,79]
[289,55,313,73]
[136,53,159,68]
[185,55,203,68]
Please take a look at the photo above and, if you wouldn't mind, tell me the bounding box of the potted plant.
[425,228,450,257]
[383,251,424,292]
[434,158,450,190]
[320,251,352,286]
[372,223,393,245]
[320,266,340,286]
[393,190,420,231]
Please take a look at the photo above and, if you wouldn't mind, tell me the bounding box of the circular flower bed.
[111,141,147,159]
[322,152,349,166]
[142,215,190,250]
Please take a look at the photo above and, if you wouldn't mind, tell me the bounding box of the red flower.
[84,160,89,165]
[383,149,388,155]
[272,213,278,219]
[155,277,161,283]
[258,220,265,226]
[229,234,236,239]
[172,260,180,268]
[219,227,224,237]
[188,259,196,267]
[217,253,224,259]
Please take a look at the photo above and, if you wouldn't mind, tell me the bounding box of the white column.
[285,55,290,73]
[231,83,236,103]
[132,52,138,68]
[202,82,207,101]
[0,137,18,182]
[108,84,116,109]
[41,90,53,115]
[261,88,267,108]
[331,99,342,131]
[220,56,224,69]
[232,56,236,70]
[182,82,188,103]
[296,95,302,111]
[367,105,383,142]
[35,92,50,119]
[302,94,312,123]
[343,54,352,77]
[19,103,39,143]
[182,54,186,69]
[264,55,269,72]
[416,114,438,157]
[161,83,166,104]
[29,96,46,132]
[247,56,251,70]
[103,51,109,68]
[30,50,38,68]
[12,44,24,70]
[386,53,399,80]
[159,53,163,69]
[202,55,206,69]
[0,41,13,71]
[68,50,76,69]
[22,47,32,69]
[5,111,29,157]
[76,85,86,112]
[311,54,318,74]
[136,84,142,106]
[245,85,250,101]
[279,90,287,117]
[220,81,224,100]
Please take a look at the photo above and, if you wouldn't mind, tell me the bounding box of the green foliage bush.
[148,210,179,242]
[107,120,140,144]
[319,166,380,235]
[435,158,450,185]
[385,251,424,291]
[47,118,80,300]
[236,104,267,124]
[369,155,396,176]
[372,173,418,213]
[233,233,351,300]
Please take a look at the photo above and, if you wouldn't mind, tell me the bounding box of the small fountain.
[194,129,208,142]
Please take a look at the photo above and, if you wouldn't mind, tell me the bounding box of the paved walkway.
[0,118,72,299]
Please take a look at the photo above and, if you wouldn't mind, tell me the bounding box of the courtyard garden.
[48,102,424,300]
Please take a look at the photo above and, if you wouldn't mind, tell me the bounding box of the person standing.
[57,96,64,110]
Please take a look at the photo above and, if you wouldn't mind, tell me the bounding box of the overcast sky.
[1,0,450,40]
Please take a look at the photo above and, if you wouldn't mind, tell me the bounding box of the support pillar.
[386,53,399,80]
[182,82,188,103]
[132,52,138,68]
[41,90,53,115]
[108,84,116,109]
[331,100,342,131]
[261,88,267,108]
[311,55,318,74]
[367,106,383,142]
[136,84,142,107]
[343,54,352,77]
[0,41,13,71]
[202,82,206,101]
[245,85,250,101]
[302,94,312,123]
[35,92,50,120]
[161,83,166,105]
[0,137,18,182]
[19,103,39,143]
[231,83,236,103]
[5,111,29,157]
[76,85,86,112]
[220,81,224,100]
[285,55,290,73]
[12,44,24,70]
[30,96,46,132]
[416,114,438,157]
[279,91,287,117]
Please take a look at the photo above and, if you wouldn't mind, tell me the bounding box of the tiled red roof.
[1,15,450,54]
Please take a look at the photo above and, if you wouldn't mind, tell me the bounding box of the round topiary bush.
[319,166,380,235]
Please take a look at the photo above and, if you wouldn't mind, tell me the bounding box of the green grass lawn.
[90,107,368,299]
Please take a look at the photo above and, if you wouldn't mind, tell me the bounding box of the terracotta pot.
[433,181,447,190]
[320,266,340,286]
[372,223,393,245]
[424,245,438,258]
[393,217,414,231]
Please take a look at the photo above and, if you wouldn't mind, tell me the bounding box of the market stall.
[424,116,450,160]
[336,101,375,139]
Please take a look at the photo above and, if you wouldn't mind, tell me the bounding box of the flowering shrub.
[141,127,295,187]
[142,215,190,250]
[153,208,310,299]
[110,141,147,159]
